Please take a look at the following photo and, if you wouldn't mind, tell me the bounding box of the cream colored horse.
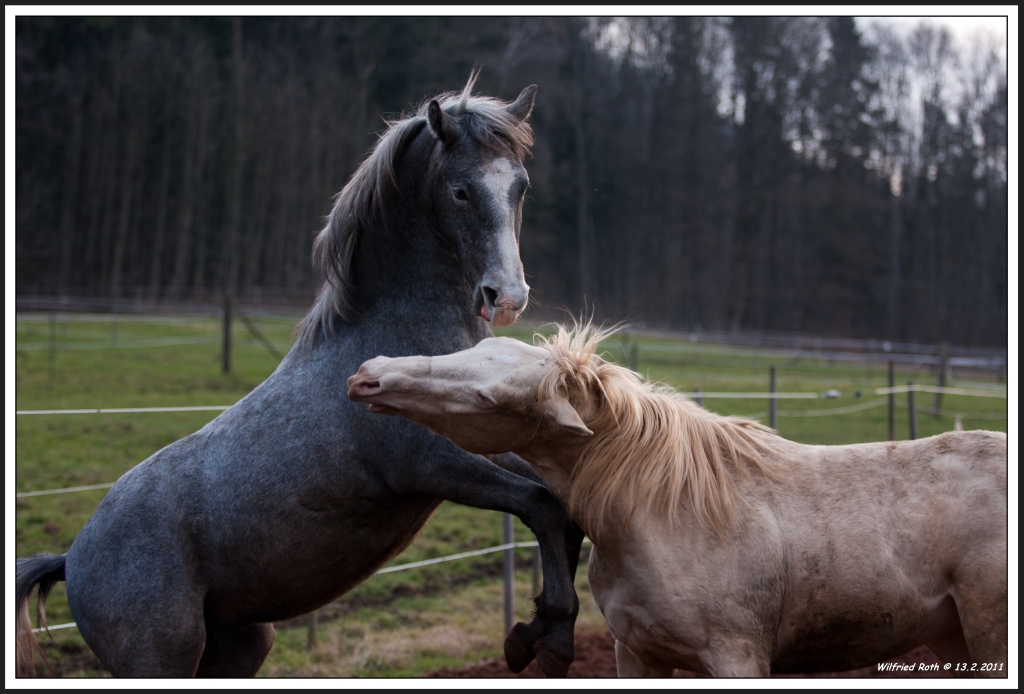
[348,327,1007,677]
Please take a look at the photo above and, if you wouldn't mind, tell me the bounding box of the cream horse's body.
[586,432,1006,676]
[348,328,1007,677]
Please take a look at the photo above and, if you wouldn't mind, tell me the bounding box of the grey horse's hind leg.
[195,622,276,677]
[83,615,206,677]
[64,518,210,676]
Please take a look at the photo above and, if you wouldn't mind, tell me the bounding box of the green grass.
[15,313,1006,677]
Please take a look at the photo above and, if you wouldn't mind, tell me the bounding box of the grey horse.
[17,75,583,678]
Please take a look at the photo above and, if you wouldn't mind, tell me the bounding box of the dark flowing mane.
[298,72,535,343]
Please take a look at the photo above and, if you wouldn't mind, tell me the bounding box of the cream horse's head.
[347,335,595,456]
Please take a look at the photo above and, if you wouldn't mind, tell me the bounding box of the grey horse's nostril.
[482,285,499,308]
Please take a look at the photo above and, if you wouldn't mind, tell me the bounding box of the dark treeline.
[15,17,1007,346]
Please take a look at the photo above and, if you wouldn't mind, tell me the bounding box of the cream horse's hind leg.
[924,594,972,667]
[955,581,1008,676]
[946,547,1008,676]
[701,649,771,677]
[927,627,972,666]
[614,640,675,677]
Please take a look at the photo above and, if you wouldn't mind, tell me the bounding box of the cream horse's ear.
[543,394,593,436]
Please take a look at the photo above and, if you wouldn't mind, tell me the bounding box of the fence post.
[931,342,948,417]
[503,513,514,636]
[49,312,57,379]
[222,294,232,374]
[532,544,541,597]
[110,302,118,347]
[60,295,69,338]
[907,382,917,440]
[307,608,319,649]
[694,387,703,409]
[629,343,638,372]
[887,361,895,441]
[769,366,777,431]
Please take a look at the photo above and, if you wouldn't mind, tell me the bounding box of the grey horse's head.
[422,80,536,327]
[299,73,538,341]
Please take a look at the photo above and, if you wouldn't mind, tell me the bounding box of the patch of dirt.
[430,630,954,678]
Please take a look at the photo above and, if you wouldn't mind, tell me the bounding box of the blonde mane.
[298,71,535,343]
[538,325,780,540]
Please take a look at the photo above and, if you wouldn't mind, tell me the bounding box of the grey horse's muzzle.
[476,281,529,327]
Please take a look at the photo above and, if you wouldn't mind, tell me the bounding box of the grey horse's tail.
[16,553,67,677]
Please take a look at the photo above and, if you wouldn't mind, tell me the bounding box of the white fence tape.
[32,622,78,634]
[683,392,819,399]
[17,483,116,498]
[17,406,231,416]
[376,541,539,574]
[17,335,219,351]
[777,398,889,417]
[16,383,1003,418]
[874,385,1006,397]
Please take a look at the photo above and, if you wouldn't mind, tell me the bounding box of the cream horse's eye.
[475,389,496,407]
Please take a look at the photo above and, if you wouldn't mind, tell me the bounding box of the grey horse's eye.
[452,186,469,202]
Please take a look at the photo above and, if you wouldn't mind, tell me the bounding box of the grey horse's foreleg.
[503,511,585,677]
[488,452,587,673]
[487,452,545,483]
[386,446,581,677]
[195,622,276,677]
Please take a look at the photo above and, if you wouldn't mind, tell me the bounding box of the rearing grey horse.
[17,75,584,678]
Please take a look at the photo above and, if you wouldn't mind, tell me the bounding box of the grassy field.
[14,311,1007,677]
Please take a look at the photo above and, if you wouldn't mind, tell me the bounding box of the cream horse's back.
[590,430,1007,676]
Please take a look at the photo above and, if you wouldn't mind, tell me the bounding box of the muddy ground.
[430,630,954,678]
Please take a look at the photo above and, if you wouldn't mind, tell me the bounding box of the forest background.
[13,14,1010,347]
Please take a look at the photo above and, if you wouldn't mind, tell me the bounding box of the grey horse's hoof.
[504,622,536,673]
[535,634,574,678]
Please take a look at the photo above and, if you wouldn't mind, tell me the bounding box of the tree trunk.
[109,119,141,298]
[222,17,246,296]
[148,121,173,298]
[59,88,84,291]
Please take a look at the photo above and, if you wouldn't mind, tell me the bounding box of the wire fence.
[17,324,1007,655]
[776,397,889,417]
[16,382,1006,499]
[17,406,231,416]
[17,482,116,498]
[16,335,221,351]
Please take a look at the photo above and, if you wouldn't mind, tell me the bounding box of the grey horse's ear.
[543,394,592,437]
[427,100,458,144]
[507,85,537,123]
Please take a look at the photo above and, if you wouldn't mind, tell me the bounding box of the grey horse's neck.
[349,157,479,338]
[353,216,472,317]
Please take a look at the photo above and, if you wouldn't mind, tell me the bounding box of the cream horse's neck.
[516,419,632,545]
[516,438,585,505]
